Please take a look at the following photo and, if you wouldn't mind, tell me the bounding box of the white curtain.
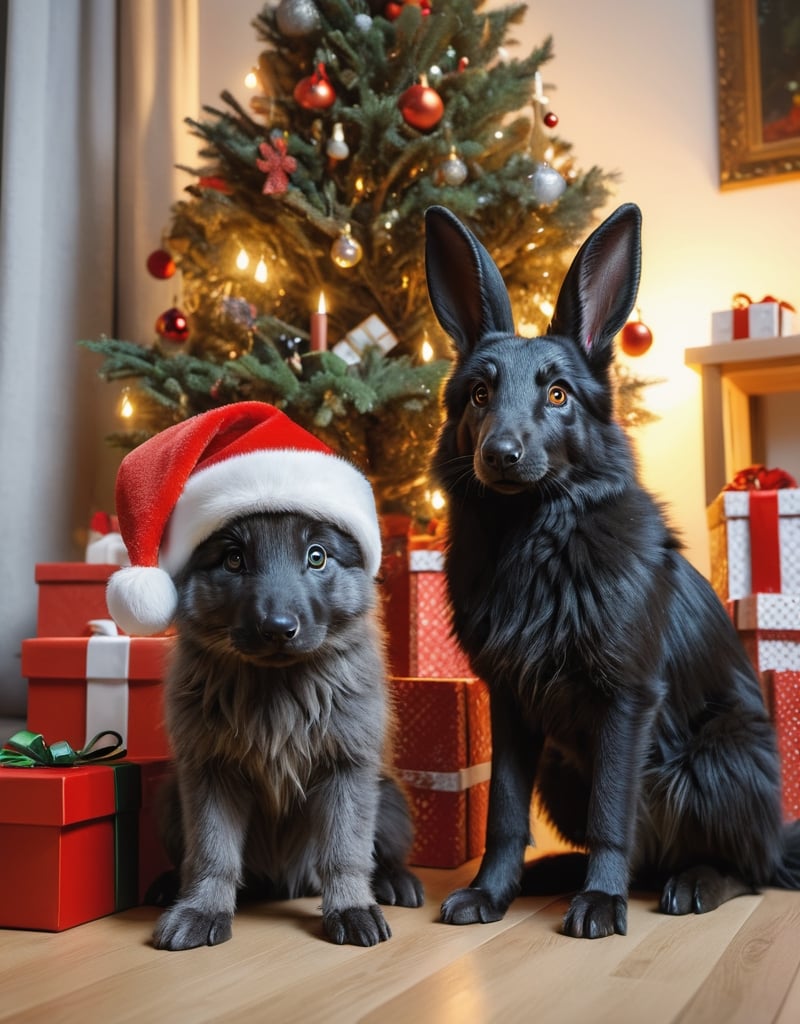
[0,0,198,720]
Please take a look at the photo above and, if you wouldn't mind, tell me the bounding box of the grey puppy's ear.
[425,206,515,356]
[548,203,642,371]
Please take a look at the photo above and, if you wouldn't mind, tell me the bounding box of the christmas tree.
[85,0,634,522]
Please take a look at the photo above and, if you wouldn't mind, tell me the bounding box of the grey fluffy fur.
[151,510,423,951]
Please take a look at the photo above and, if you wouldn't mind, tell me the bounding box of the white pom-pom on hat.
[106,566,178,637]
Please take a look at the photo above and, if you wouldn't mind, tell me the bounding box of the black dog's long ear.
[549,203,642,370]
[425,206,515,355]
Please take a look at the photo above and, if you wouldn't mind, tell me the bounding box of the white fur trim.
[162,449,382,577]
[106,565,178,636]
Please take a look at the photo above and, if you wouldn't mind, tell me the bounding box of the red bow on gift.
[724,464,798,491]
[732,293,797,313]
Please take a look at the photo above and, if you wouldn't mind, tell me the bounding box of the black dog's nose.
[260,613,300,642]
[482,437,523,470]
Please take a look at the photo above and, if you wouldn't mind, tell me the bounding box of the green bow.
[0,729,127,768]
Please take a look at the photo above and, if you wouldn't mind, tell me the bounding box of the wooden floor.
[3,860,800,1024]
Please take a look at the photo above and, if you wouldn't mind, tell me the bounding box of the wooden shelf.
[684,335,800,505]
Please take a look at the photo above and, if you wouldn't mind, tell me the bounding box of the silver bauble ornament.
[529,163,566,204]
[441,152,468,186]
[275,0,320,37]
[330,227,363,268]
[326,123,350,161]
[354,13,372,31]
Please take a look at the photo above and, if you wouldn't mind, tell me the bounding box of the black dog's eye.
[307,544,327,570]
[548,384,568,407]
[471,382,490,407]
[223,549,244,573]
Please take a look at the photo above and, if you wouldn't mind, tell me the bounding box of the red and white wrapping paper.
[730,593,800,674]
[711,297,796,343]
[761,671,800,821]
[708,489,800,601]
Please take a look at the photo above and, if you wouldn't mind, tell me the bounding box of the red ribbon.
[729,293,796,339]
[750,491,782,593]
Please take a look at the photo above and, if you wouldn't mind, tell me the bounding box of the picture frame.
[716,0,800,188]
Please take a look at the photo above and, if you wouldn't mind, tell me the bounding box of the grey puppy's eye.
[307,544,327,570]
[223,549,244,573]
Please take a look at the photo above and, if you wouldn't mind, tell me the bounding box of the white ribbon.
[395,761,491,793]
[85,627,131,748]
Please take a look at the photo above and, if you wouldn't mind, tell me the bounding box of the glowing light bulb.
[236,248,250,271]
[540,299,555,318]
[244,70,258,89]
[431,489,446,511]
[119,391,134,420]
[255,256,268,283]
[421,339,434,362]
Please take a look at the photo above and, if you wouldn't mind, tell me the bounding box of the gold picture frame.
[716,0,800,188]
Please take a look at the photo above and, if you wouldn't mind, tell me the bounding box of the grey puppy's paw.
[152,904,234,950]
[323,904,391,945]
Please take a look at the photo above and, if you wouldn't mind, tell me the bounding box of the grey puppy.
[151,510,424,950]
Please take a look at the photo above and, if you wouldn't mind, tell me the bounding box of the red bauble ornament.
[620,318,653,357]
[398,82,444,130]
[384,1,403,16]
[146,249,176,279]
[155,306,189,343]
[543,111,559,128]
[294,63,336,110]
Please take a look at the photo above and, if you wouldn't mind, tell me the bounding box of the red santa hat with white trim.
[106,401,382,636]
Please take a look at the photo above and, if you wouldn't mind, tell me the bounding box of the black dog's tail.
[770,821,800,888]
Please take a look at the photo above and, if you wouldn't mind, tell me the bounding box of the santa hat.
[106,402,382,636]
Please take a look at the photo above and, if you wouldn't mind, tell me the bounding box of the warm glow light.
[236,248,249,271]
[355,177,365,193]
[255,256,268,283]
[318,291,326,314]
[421,339,434,362]
[244,70,258,89]
[430,489,446,511]
[540,299,555,318]
[119,392,134,419]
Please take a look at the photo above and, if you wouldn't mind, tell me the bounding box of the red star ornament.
[256,136,297,195]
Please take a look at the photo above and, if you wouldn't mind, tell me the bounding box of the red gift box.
[23,636,174,760]
[390,676,491,868]
[761,671,800,821]
[381,539,472,678]
[35,563,121,637]
[138,759,174,901]
[0,762,140,930]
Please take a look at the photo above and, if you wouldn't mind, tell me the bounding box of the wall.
[197,0,800,574]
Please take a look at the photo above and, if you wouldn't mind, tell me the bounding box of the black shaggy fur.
[150,510,423,951]
[425,202,800,939]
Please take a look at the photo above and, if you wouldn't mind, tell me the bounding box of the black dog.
[425,202,800,939]
[151,510,423,950]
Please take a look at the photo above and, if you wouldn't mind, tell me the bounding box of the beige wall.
[198,0,800,575]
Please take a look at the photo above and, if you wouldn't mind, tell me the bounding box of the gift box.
[0,762,140,930]
[138,759,174,901]
[35,563,121,637]
[390,676,491,868]
[23,635,173,760]
[708,489,800,601]
[381,541,472,678]
[711,295,796,343]
[729,593,800,674]
[761,671,800,822]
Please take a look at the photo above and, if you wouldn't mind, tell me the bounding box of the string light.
[255,256,268,283]
[244,70,258,89]
[118,389,134,420]
[421,339,434,362]
[430,489,446,512]
[236,248,250,271]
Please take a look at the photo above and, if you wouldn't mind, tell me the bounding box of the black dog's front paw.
[323,904,391,946]
[152,903,233,950]
[372,864,425,908]
[563,890,627,939]
[440,887,507,925]
[660,865,752,916]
